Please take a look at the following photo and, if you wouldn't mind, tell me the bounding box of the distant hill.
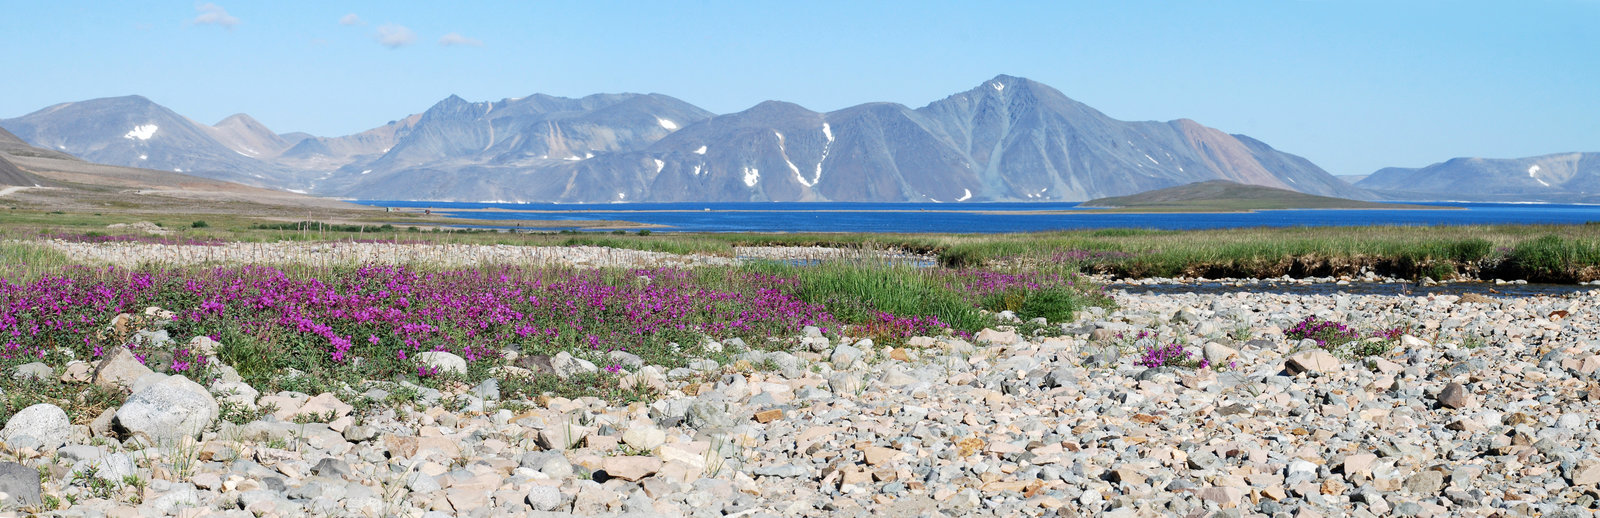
[1335,174,1368,184]
[1080,180,1416,212]
[1357,152,1600,202]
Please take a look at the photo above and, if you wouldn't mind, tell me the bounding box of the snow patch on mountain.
[123,124,158,140]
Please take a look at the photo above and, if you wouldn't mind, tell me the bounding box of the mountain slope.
[1358,152,1600,202]
[0,155,38,186]
[0,96,299,187]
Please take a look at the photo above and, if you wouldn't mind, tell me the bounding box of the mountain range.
[2,75,1589,203]
[1356,153,1600,203]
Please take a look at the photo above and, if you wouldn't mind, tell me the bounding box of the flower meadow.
[1,263,1108,397]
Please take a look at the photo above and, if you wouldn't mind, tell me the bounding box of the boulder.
[417,351,466,376]
[0,462,41,510]
[93,347,155,391]
[550,352,598,379]
[114,375,219,443]
[0,404,71,451]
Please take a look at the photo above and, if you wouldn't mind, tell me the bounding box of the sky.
[1,1,1595,175]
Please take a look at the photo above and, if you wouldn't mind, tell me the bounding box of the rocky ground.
[2,285,1599,517]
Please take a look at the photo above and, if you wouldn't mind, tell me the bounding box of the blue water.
[355,201,1600,233]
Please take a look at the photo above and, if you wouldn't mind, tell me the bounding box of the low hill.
[0,155,38,186]
[1079,180,1424,212]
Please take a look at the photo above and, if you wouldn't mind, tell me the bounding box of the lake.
[354,201,1600,233]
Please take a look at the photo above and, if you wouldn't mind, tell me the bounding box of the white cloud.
[375,24,416,48]
[338,13,363,26]
[192,3,240,29]
[438,32,483,47]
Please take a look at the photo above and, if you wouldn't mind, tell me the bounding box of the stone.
[313,458,353,479]
[343,425,377,443]
[210,381,259,410]
[754,409,784,424]
[831,344,864,368]
[0,404,70,451]
[1435,383,1470,410]
[537,424,593,451]
[471,378,499,400]
[1403,470,1444,495]
[521,451,573,479]
[417,351,466,375]
[384,435,461,459]
[526,485,564,512]
[975,328,1020,345]
[93,347,156,391]
[1196,486,1246,507]
[550,352,598,379]
[601,456,662,482]
[1202,342,1239,367]
[0,462,41,510]
[114,374,219,443]
[1342,453,1377,476]
[864,446,904,467]
[1284,349,1341,375]
[60,361,93,383]
[297,392,354,420]
[1568,459,1600,486]
[622,426,666,452]
[11,362,50,381]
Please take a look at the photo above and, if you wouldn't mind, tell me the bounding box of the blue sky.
[2,1,1595,175]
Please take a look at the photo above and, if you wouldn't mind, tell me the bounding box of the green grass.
[744,261,995,333]
[0,240,77,282]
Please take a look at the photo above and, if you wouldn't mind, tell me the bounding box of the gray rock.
[313,458,353,479]
[551,352,598,379]
[76,452,135,482]
[609,350,645,369]
[471,378,500,400]
[416,351,466,375]
[11,362,51,381]
[521,451,573,479]
[831,344,864,368]
[115,375,219,443]
[1436,382,1470,409]
[1403,470,1444,495]
[527,485,565,511]
[406,472,441,493]
[58,445,103,462]
[93,346,155,391]
[685,401,736,430]
[147,486,201,515]
[343,425,377,442]
[210,380,260,410]
[0,462,41,510]
[0,404,70,451]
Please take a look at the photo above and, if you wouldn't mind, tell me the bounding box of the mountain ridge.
[1357,152,1600,202]
[3,75,1370,203]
